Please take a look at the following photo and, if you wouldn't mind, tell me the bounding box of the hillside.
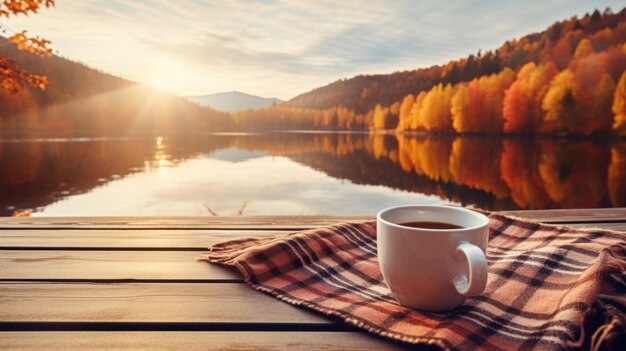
[186,91,282,112]
[236,8,626,135]
[0,39,233,133]
[285,8,626,114]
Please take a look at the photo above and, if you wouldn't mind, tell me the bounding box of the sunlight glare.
[145,60,186,94]
[153,136,173,169]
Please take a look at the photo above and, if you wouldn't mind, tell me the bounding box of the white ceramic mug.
[376,205,489,312]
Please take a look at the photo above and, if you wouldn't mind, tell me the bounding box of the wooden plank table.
[1,209,625,350]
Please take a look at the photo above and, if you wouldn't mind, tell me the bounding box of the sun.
[144,59,187,94]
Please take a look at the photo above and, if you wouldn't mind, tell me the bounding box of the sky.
[4,0,624,100]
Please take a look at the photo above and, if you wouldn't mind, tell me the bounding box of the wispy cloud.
[4,0,623,99]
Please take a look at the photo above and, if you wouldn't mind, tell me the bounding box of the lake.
[1,131,624,216]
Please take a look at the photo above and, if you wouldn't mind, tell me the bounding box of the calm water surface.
[0,132,624,216]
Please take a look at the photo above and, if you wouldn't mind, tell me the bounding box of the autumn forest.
[236,8,626,135]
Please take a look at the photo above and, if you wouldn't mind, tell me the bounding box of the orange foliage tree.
[451,68,514,132]
[551,38,573,69]
[1,0,54,93]
[503,62,558,133]
[538,47,626,134]
[614,71,626,133]
[589,73,616,131]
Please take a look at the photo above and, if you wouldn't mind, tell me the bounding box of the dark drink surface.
[398,221,463,229]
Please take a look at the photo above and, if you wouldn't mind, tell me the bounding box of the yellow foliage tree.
[420,83,455,131]
[371,104,389,130]
[542,69,576,132]
[408,91,426,130]
[1,0,54,93]
[481,68,514,131]
[396,94,414,131]
[450,84,469,132]
[336,107,356,129]
[574,39,594,58]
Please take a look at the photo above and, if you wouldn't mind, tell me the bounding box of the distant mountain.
[186,91,282,112]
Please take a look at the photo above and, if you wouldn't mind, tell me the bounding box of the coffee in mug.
[377,205,489,312]
[398,221,464,230]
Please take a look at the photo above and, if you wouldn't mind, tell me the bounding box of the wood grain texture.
[0,222,624,250]
[0,230,282,249]
[565,222,626,231]
[0,216,372,229]
[0,331,425,350]
[499,208,626,223]
[0,283,331,324]
[0,251,239,280]
[0,208,623,229]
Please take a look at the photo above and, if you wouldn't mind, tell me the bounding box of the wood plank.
[0,222,624,250]
[565,222,626,231]
[3,213,624,282]
[0,216,372,229]
[0,332,423,350]
[0,229,282,249]
[0,283,332,325]
[501,208,626,223]
[0,251,239,281]
[0,208,624,229]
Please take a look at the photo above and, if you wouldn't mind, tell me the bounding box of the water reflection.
[0,132,624,215]
[36,155,442,216]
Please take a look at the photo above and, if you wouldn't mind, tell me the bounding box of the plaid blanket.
[203,213,626,350]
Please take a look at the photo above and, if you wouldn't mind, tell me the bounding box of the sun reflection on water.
[153,136,174,169]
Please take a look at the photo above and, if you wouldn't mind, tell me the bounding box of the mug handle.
[452,241,488,296]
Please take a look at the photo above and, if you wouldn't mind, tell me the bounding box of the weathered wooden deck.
[1,209,625,350]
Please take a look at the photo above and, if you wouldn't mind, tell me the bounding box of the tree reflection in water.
[0,131,624,215]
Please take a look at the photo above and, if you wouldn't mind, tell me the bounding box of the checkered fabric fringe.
[202,213,626,351]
